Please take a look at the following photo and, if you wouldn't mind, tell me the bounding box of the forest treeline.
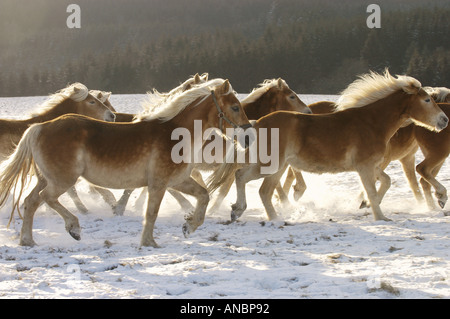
[0,0,449,96]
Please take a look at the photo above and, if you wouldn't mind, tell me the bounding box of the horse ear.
[201,73,209,81]
[219,80,231,94]
[97,92,104,99]
[277,78,283,90]
[73,86,80,93]
[194,73,201,83]
[403,84,420,95]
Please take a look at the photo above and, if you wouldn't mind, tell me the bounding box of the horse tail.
[206,133,247,194]
[207,162,239,195]
[0,124,41,226]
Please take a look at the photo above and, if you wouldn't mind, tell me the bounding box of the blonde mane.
[31,83,89,117]
[89,90,111,103]
[136,78,233,122]
[141,73,209,114]
[241,78,289,104]
[423,86,450,102]
[335,69,422,111]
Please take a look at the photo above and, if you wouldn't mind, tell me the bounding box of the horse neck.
[169,98,215,132]
[358,91,410,143]
[24,99,76,125]
[242,93,275,120]
[242,99,269,120]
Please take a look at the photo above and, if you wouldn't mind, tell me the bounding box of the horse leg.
[292,169,307,201]
[259,166,288,220]
[134,187,147,211]
[358,168,391,221]
[140,187,166,248]
[40,182,82,241]
[273,166,289,205]
[207,173,235,214]
[374,168,391,205]
[171,177,209,237]
[275,182,288,203]
[112,189,134,216]
[66,185,89,214]
[191,169,207,188]
[231,165,263,222]
[90,186,119,213]
[399,152,424,204]
[282,167,296,195]
[417,159,447,209]
[359,157,391,209]
[19,177,47,246]
[168,189,194,212]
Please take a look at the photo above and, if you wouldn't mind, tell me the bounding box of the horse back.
[308,101,336,114]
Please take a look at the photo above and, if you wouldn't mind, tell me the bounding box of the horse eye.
[231,105,239,112]
[425,98,430,103]
[89,100,96,104]
[290,95,296,100]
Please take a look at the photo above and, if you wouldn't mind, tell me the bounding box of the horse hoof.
[69,229,81,241]
[231,203,245,222]
[376,216,392,222]
[113,205,125,216]
[140,240,159,248]
[20,238,36,247]
[438,200,446,209]
[359,200,370,209]
[182,223,193,238]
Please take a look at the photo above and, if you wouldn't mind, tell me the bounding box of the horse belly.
[288,148,356,174]
[82,160,148,189]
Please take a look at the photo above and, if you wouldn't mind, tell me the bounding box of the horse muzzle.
[104,111,116,122]
[437,114,449,131]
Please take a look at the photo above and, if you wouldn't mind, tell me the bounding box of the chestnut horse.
[208,70,448,222]
[0,79,250,247]
[67,73,209,216]
[284,86,450,208]
[283,100,422,207]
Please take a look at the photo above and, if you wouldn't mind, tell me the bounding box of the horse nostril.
[106,112,116,122]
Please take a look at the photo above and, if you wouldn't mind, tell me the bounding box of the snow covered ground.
[0,93,449,299]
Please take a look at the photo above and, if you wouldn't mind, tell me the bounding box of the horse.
[284,86,450,208]
[283,100,423,207]
[161,78,312,213]
[0,79,251,248]
[207,70,448,222]
[66,73,210,216]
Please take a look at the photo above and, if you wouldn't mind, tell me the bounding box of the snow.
[0,93,449,299]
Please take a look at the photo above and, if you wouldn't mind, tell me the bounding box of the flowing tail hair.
[206,130,249,195]
[0,124,41,227]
